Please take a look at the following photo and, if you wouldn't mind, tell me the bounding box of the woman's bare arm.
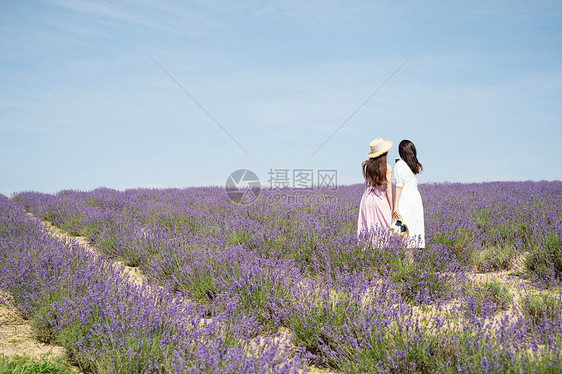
[386,169,393,212]
[393,186,403,219]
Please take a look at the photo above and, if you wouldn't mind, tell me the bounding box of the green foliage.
[521,293,562,327]
[155,213,198,235]
[232,276,290,332]
[328,244,370,276]
[228,229,256,248]
[80,221,101,240]
[375,248,451,303]
[0,353,72,374]
[339,330,476,373]
[84,198,100,208]
[472,246,519,272]
[178,263,218,302]
[474,209,489,230]
[526,232,562,283]
[338,329,561,374]
[432,230,476,266]
[122,252,143,267]
[286,292,351,358]
[465,281,512,316]
[95,234,119,258]
[40,209,56,224]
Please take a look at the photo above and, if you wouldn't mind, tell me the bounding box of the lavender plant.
[0,196,305,373]
[7,180,562,372]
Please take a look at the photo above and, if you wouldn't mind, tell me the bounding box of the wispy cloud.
[1,0,561,194]
[41,0,234,41]
[44,0,159,28]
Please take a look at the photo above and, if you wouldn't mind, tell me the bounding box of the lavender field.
[1,181,561,373]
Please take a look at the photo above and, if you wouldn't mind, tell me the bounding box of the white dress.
[394,160,425,248]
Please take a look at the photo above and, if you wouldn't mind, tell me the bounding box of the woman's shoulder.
[395,159,407,170]
[395,159,415,176]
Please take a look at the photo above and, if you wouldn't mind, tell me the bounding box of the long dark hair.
[364,152,388,186]
[398,140,422,174]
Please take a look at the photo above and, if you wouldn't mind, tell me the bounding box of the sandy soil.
[26,215,335,373]
[0,289,67,361]
[29,213,147,287]
[22,210,554,373]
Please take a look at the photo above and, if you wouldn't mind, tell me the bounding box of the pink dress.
[357,163,392,236]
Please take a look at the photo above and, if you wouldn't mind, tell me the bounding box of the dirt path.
[0,202,78,369]
[27,214,334,373]
[30,213,147,287]
[0,289,70,363]
[3,208,156,370]
[11,210,554,373]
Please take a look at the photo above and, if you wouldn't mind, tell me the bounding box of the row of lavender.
[0,196,304,373]
[8,181,562,372]
[15,182,562,289]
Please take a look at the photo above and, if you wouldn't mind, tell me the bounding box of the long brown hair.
[399,140,422,174]
[363,152,388,186]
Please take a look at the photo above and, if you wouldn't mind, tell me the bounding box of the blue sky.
[1,0,561,194]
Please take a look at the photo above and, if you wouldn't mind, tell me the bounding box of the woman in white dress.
[393,140,425,248]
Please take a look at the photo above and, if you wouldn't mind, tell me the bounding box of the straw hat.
[367,138,393,158]
[389,216,409,240]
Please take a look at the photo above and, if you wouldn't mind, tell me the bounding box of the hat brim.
[390,218,409,238]
[367,140,393,158]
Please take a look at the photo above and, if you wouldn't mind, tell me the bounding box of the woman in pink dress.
[357,138,394,238]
